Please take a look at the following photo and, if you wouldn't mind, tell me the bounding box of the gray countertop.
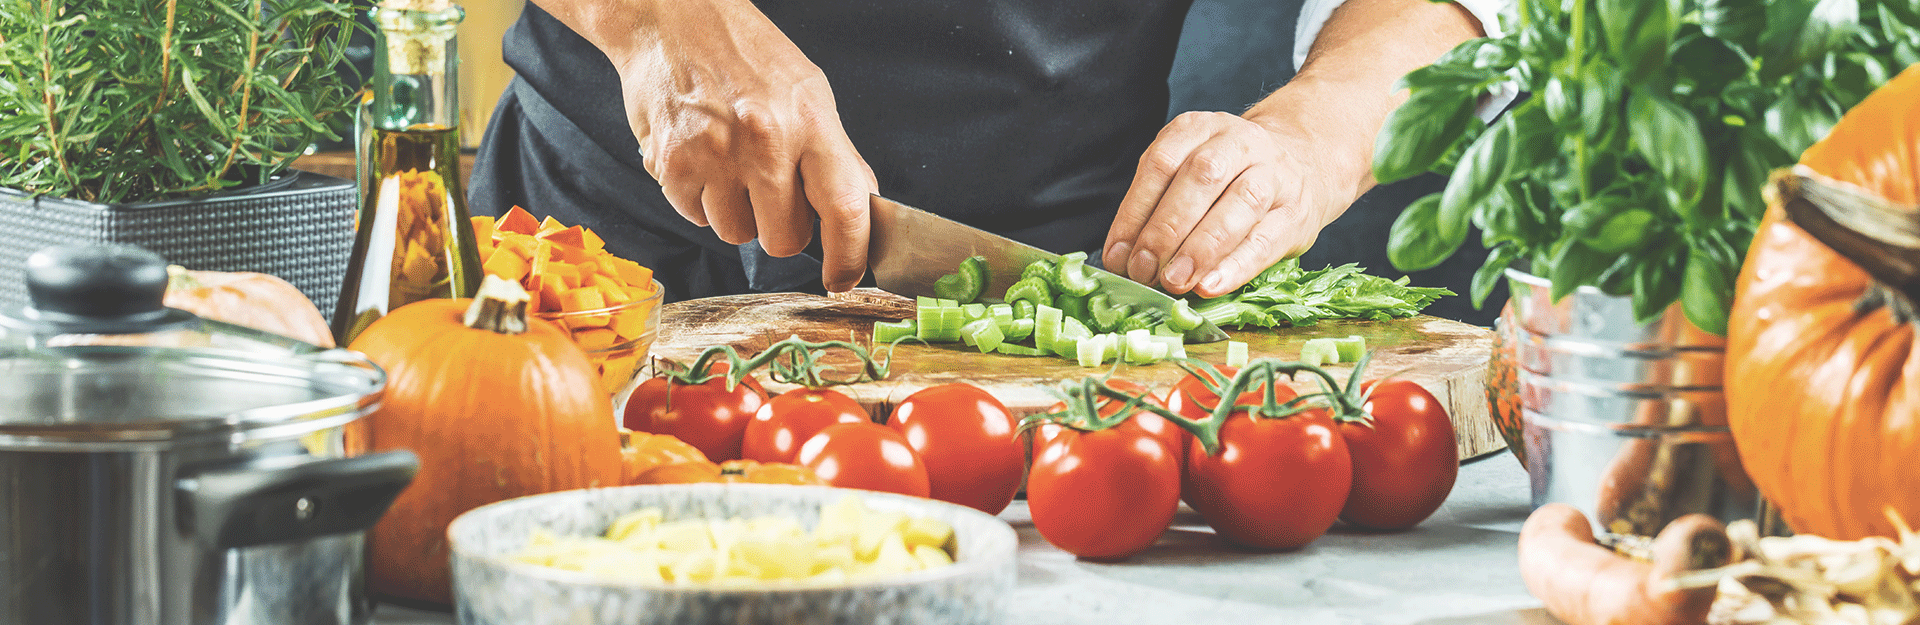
[373,452,1556,625]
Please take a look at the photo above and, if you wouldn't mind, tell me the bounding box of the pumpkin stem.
[1775,168,1920,318]
[462,274,530,334]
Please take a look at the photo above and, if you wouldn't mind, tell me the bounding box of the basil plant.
[1373,0,1920,334]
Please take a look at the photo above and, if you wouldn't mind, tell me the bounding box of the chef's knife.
[867,194,1230,343]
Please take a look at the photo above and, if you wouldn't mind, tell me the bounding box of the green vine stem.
[659,335,896,390]
[1021,354,1382,456]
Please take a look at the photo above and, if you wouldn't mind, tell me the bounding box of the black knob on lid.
[10,245,196,335]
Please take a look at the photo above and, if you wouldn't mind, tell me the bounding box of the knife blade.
[866,194,1229,343]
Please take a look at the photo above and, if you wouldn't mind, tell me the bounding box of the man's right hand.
[537,0,877,292]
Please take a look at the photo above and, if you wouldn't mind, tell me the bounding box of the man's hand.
[538,0,876,292]
[1102,0,1486,299]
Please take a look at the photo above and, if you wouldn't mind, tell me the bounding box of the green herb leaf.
[1388,193,1464,272]
[1471,244,1519,308]
[1439,111,1513,246]
[1628,92,1709,216]
[1548,239,1613,302]
[1758,0,1862,82]
[1630,244,1686,324]
[1600,0,1680,84]
[1702,0,1767,47]
[1680,243,1734,335]
[1373,87,1480,184]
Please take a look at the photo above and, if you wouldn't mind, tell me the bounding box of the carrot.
[1518,504,1731,625]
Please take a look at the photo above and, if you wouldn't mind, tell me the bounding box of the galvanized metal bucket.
[1505,269,1783,539]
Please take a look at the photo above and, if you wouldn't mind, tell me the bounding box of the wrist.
[1241,79,1382,223]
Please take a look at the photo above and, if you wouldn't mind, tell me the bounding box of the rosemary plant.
[0,0,359,204]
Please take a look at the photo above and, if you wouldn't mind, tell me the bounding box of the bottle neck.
[370,5,463,132]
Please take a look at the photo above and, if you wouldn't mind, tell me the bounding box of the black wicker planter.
[0,170,357,322]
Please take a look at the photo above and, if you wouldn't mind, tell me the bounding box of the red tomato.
[622,363,766,462]
[1340,379,1458,530]
[740,387,870,464]
[887,383,1024,515]
[1183,378,1352,550]
[797,422,931,498]
[1026,424,1181,561]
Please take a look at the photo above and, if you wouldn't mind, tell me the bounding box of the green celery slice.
[961,303,989,324]
[1167,299,1203,332]
[1012,299,1037,321]
[873,319,918,344]
[1301,338,1339,366]
[1033,304,1065,352]
[961,318,1005,352]
[1088,294,1130,333]
[916,299,964,342]
[1055,251,1098,297]
[1332,335,1366,362]
[995,342,1050,357]
[1021,259,1057,284]
[932,255,989,304]
[1005,277,1054,311]
[1055,293,1090,326]
[1076,333,1114,367]
[1052,316,1093,358]
[1004,318,1036,342]
[1226,341,1250,367]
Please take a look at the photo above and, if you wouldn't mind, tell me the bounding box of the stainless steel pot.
[0,245,419,625]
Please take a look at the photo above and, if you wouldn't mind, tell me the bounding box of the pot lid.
[0,245,386,449]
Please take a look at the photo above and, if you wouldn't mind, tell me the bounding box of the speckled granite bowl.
[446,483,1017,625]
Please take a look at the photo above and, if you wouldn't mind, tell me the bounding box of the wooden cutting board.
[651,289,1505,460]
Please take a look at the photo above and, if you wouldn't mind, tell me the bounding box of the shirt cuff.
[1292,0,1517,122]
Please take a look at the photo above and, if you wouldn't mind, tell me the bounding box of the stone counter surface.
[373,454,1554,625]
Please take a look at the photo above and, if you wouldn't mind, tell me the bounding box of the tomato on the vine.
[797,422,931,498]
[622,362,766,462]
[1026,423,1181,561]
[1340,379,1457,530]
[1031,379,1183,463]
[740,387,870,464]
[1182,375,1351,550]
[887,383,1023,515]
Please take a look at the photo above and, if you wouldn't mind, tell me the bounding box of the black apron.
[472,0,1197,302]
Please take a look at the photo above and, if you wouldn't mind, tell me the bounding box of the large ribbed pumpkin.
[1725,64,1920,541]
[346,276,632,604]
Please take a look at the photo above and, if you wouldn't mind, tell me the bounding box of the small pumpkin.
[346,275,643,605]
[1726,64,1920,540]
[164,266,334,347]
[632,459,824,486]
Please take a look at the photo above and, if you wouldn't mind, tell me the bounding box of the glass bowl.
[531,279,663,397]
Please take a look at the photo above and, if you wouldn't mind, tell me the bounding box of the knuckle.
[1188,152,1235,186]
[1139,147,1183,177]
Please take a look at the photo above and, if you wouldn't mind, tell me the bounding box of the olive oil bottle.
[334,0,482,345]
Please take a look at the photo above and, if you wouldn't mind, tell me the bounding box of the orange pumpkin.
[1726,64,1920,540]
[164,266,334,348]
[346,275,640,604]
[632,459,825,486]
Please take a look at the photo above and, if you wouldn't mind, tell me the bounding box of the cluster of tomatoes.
[1027,365,1460,560]
[622,364,1027,516]
[621,358,1459,561]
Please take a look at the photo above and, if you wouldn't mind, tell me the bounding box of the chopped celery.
[1005,318,1035,341]
[1052,316,1093,358]
[1055,251,1098,297]
[1226,341,1250,367]
[1033,304,1065,352]
[1056,293,1090,326]
[1301,338,1339,366]
[1021,259,1057,284]
[936,298,960,308]
[1167,299,1203,332]
[960,318,1005,352]
[933,255,988,304]
[1152,335,1186,360]
[1012,299,1037,321]
[1119,308,1168,333]
[995,342,1050,357]
[1076,333,1115,367]
[1088,294,1130,333]
[873,319,918,344]
[989,303,1014,325]
[916,298,964,342]
[1332,335,1366,362]
[961,303,989,324]
[1005,277,1054,311]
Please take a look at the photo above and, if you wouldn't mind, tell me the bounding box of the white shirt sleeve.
[1292,0,1517,121]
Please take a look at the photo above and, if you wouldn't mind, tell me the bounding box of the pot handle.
[176,450,420,550]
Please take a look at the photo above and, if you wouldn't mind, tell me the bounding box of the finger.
[702,184,758,245]
[1103,112,1222,275]
[652,146,712,227]
[799,144,875,292]
[1191,201,1318,298]
[1159,164,1279,294]
[1125,132,1251,287]
[747,165,810,257]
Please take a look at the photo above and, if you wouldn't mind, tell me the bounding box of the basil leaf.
[1628,92,1709,216]
[1471,244,1519,308]
[1758,0,1861,82]
[1388,193,1463,272]
[1439,112,1513,245]
[1723,129,1792,219]
[1674,34,1749,97]
[1548,239,1613,302]
[1600,0,1680,84]
[1702,0,1767,47]
[1764,90,1842,157]
[1680,244,1733,335]
[1542,77,1580,130]
[1507,101,1559,170]
[1587,208,1657,254]
[1374,87,1480,184]
[1594,252,1639,297]
[1630,244,1685,325]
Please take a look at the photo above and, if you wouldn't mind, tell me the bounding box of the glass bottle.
[333,0,483,345]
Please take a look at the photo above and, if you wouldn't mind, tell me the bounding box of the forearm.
[530,0,663,67]
[1244,0,1484,222]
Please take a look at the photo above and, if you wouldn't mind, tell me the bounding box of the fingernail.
[1106,242,1131,269]
[1162,256,1194,290]
[1128,248,1159,283]
[1200,270,1225,294]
